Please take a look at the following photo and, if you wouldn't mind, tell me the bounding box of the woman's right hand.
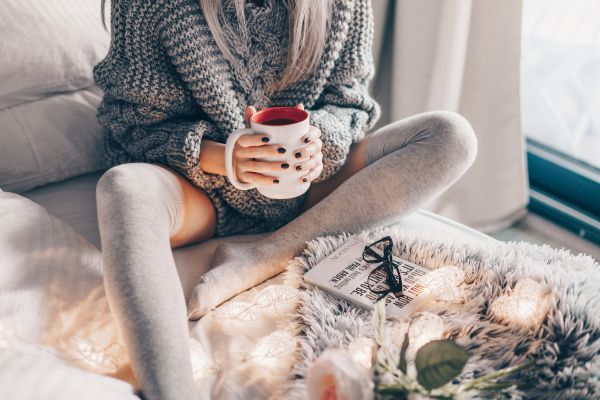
[232,106,289,185]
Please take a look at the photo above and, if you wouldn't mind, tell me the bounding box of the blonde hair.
[101,0,331,92]
[201,0,331,92]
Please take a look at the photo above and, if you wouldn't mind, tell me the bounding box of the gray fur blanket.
[282,226,600,399]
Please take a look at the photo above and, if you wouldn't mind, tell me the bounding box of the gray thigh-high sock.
[96,163,197,400]
[188,111,478,318]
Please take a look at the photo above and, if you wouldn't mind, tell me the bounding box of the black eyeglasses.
[362,236,404,301]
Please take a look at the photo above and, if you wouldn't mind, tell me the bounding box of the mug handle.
[224,127,256,190]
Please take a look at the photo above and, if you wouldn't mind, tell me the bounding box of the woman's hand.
[291,110,323,184]
[231,106,289,185]
[240,104,324,185]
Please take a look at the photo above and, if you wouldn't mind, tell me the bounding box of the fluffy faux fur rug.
[281,226,600,399]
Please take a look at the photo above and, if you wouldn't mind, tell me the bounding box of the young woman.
[94,0,477,398]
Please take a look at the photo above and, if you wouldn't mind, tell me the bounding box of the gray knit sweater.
[94,0,380,223]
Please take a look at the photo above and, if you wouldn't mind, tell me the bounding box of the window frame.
[526,138,600,245]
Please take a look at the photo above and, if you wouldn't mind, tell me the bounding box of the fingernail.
[273,179,279,184]
[302,177,308,183]
[277,147,286,153]
[261,136,270,143]
[295,152,302,158]
[296,165,302,171]
[281,163,289,169]
[304,137,310,143]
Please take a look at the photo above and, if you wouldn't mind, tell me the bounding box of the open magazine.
[303,237,431,317]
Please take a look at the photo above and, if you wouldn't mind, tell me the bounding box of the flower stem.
[463,361,535,391]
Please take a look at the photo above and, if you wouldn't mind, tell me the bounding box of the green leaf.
[377,385,408,400]
[398,332,409,374]
[415,340,471,390]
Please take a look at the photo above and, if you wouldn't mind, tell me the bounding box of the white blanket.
[1,174,488,399]
[0,190,298,399]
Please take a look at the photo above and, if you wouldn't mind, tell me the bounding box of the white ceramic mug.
[225,107,311,199]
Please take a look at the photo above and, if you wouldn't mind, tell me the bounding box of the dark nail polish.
[261,136,270,143]
[304,137,310,143]
[302,177,308,183]
[295,152,302,158]
[277,147,286,153]
[273,179,279,184]
[281,163,289,169]
[296,165,302,171]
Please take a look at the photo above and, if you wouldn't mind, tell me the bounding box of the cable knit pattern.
[93,0,380,236]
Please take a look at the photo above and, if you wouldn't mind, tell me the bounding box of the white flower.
[306,349,374,400]
[347,337,376,370]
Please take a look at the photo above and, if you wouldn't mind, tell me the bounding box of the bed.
[0,171,489,399]
[0,1,491,398]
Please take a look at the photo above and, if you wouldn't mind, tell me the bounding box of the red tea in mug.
[261,118,298,126]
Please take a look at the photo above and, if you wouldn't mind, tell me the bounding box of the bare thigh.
[301,137,370,212]
[151,164,218,248]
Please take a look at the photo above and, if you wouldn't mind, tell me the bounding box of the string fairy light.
[67,336,120,373]
[490,278,551,329]
[407,312,445,353]
[420,265,465,302]
[247,330,297,368]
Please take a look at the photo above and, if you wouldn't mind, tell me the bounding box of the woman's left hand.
[246,103,324,184]
[293,103,323,183]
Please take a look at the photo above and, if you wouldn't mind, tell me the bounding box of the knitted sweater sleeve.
[309,0,381,183]
[93,0,225,191]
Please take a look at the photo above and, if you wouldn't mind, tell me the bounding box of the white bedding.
[22,172,489,252]
[0,0,491,396]
[0,0,109,109]
[0,173,489,399]
[0,87,107,193]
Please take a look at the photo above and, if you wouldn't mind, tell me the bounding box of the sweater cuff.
[310,109,353,183]
[166,121,226,191]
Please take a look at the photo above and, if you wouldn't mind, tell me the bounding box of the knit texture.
[93,0,380,232]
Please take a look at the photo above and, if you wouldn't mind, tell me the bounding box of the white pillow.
[0,0,109,109]
[0,86,107,193]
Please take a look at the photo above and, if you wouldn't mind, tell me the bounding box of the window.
[521,0,600,244]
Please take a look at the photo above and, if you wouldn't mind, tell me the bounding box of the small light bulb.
[490,278,550,329]
[420,265,465,302]
[252,285,297,310]
[248,330,297,368]
[68,336,118,372]
[408,312,445,353]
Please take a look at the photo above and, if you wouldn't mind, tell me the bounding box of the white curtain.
[371,0,528,232]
